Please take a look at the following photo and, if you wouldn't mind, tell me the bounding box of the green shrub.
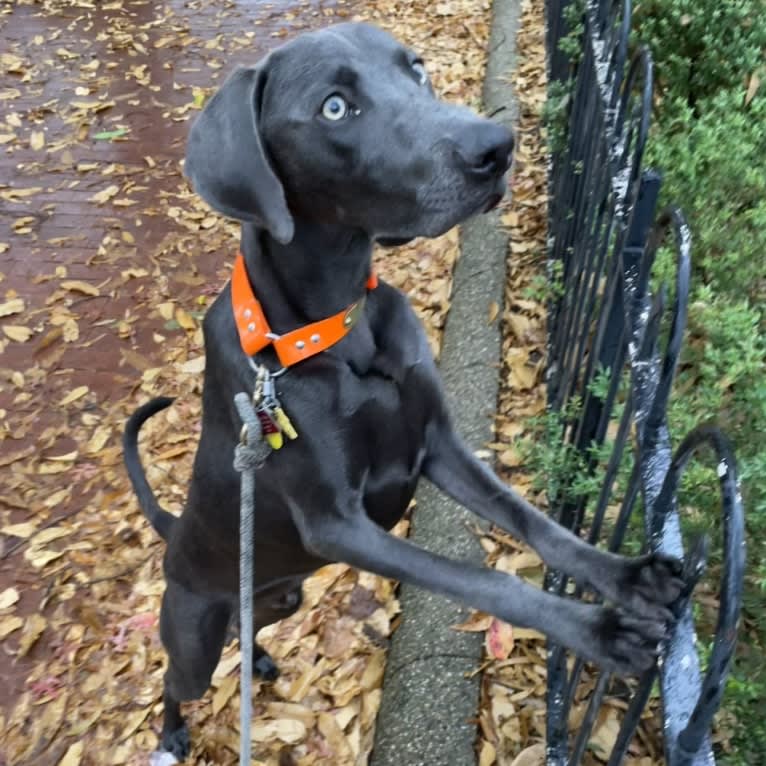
[634,0,766,107]
[646,92,766,301]
[633,1,766,759]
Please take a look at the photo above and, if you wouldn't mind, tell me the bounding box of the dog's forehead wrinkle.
[332,65,358,87]
[271,56,325,91]
[266,27,427,109]
[281,22,412,73]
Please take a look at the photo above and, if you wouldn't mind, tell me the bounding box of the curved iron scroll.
[544,0,746,763]
[656,427,746,765]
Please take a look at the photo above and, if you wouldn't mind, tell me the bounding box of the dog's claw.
[607,552,685,622]
[586,606,669,676]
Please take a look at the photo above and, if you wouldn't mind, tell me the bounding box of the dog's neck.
[240,220,373,329]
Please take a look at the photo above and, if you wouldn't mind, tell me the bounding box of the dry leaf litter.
[471,3,566,762]
[0,0,496,764]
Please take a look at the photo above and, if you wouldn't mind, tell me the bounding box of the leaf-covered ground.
[476,2,551,762]
[0,1,493,764]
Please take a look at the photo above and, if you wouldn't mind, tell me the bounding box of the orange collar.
[231,252,378,368]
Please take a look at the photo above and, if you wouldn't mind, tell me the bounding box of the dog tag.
[256,407,284,450]
[251,366,298,448]
[273,406,298,440]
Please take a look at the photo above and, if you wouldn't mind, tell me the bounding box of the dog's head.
[185,22,513,245]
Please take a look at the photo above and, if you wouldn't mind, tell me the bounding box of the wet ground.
[1,0,357,734]
[0,1,491,762]
[1,0,356,411]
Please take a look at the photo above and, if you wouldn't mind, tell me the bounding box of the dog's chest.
[332,355,437,528]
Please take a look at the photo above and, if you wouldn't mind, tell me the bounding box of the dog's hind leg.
[219,583,304,682]
[159,580,231,759]
[252,584,305,681]
[252,642,279,681]
[224,620,279,681]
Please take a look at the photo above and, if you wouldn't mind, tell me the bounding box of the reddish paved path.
[0,2,485,761]
[1,0,354,406]
[0,0,357,739]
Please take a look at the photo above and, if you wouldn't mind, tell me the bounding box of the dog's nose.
[455,123,514,179]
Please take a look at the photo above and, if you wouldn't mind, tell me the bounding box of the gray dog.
[124,22,683,760]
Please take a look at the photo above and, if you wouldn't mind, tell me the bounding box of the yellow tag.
[273,407,298,440]
[265,431,283,450]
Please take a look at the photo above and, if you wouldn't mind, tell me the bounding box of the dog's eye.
[412,61,428,86]
[321,94,349,121]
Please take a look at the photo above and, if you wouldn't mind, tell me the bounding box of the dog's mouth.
[482,170,512,213]
[377,235,415,247]
[378,171,510,244]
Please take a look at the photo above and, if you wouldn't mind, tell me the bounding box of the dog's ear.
[185,65,294,244]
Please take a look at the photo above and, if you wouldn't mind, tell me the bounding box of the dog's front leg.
[291,502,667,675]
[422,422,684,619]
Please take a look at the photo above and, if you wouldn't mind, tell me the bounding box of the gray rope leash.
[233,391,271,766]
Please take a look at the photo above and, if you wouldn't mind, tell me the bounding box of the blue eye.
[322,94,349,121]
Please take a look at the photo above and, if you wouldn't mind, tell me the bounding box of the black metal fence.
[543,0,746,764]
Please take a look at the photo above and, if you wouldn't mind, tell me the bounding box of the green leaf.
[92,128,128,141]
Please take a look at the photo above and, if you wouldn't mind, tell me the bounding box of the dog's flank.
[123,396,176,540]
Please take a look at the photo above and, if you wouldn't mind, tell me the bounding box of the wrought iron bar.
[543,0,745,764]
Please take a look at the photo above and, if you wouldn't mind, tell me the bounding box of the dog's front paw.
[602,553,684,621]
[161,722,190,761]
[582,605,669,676]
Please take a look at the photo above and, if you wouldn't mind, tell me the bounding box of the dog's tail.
[123,396,178,541]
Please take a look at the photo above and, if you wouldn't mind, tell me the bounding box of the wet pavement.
[1,0,357,725]
[1,0,356,409]
[0,1,492,762]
